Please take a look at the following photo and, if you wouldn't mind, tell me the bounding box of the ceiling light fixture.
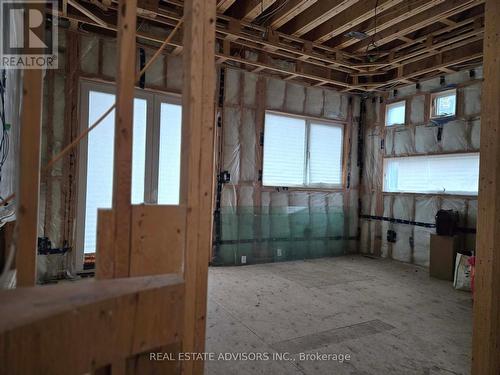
[345,31,369,40]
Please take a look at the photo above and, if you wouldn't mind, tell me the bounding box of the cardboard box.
[429,234,461,281]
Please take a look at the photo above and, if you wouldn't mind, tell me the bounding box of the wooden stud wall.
[3,1,219,373]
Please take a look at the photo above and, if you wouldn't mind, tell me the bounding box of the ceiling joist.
[304,0,405,44]
[347,0,484,52]
[279,0,360,37]
[227,0,277,22]
[57,0,485,92]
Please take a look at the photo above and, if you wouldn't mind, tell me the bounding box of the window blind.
[309,123,343,185]
[262,113,306,187]
[384,153,479,195]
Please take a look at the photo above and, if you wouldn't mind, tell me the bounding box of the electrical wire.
[0,208,16,289]
[0,70,15,288]
[0,70,10,202]
[255,0,290,26]
[365,0,380,60]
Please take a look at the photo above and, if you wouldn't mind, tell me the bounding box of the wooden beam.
[16,2,44,287]
[471,0,500,373]
[279,0,359,37]
[366,13,484,69]
[181,0,216,374]
[16,73,43,287]
[217,0,236,13]
[213,51,350,88]
[399,39,483,79]
[67,0,107,26]
[228,0,277,22]
[399,36,414,43]
[55,0,485,91]
[385,30,483,70]
[0,274,184,374]
[56,4,359,78]
[56,9,355,88]
[440,18,457,26]
[348,0,484,52]
[304,0,405,43]
[112,0,137,277]
[137,0,159,12]
[373,39,483,89]
[389,13,483,55]
[267,0,318,29]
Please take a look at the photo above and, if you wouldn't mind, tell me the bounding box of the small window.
[385,100,406,126]
[431,89,456,118]
[262,112,343,188]
[383,153,479,195]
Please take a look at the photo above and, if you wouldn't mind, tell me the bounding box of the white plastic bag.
[453,253,471,291]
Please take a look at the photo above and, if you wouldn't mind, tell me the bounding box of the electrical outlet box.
[241,255,247,264]
[276,248,282,257]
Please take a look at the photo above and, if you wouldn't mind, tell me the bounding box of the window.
[383,153,479,195]
[431,89,456,118]
[262,112,343,188]
[385,100,406,126]
[82,91,148,254]
[158,103,182,204]
[77,81,182,264]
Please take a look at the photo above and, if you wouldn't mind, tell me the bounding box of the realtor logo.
[1,0,58,69]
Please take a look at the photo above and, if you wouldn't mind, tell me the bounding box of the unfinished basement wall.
[360,68,482,267]
[39,27,182,255]
[213,68,360,265]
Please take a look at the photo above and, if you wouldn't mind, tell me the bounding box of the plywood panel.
[96,209,115,279]
[130,205,185,276]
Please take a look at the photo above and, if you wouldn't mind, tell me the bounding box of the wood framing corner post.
[16,2,45,287]
[180,0,217,374]
[112,0,137,278]
[16,69,44,287]
[471,0,500,373]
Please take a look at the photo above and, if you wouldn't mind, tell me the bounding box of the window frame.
[262,110,345,190]
[75,79,182,271]
[385,100,406,127]
[382,152,480,196]
[430,88,457,119]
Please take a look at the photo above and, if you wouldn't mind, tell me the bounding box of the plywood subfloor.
[205,255,472,375]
